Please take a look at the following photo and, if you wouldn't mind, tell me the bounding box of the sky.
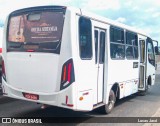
[0,0,160,44]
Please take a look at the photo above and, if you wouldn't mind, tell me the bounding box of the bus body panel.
[6,52,59,93]
[108,59,139,98]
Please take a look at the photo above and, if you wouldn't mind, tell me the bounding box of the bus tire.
[138,85,148,96]
[138,77,150,96]
[103,90,116,114]
[138,88,148,96]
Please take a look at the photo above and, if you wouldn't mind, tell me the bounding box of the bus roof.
[7,5,150,38]
[68,6,149,38]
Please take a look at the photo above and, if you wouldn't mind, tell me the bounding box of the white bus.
[2,6,157,114]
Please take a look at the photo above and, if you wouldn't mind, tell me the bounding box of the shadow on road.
[115,94,138,107]
[0,97,18,104]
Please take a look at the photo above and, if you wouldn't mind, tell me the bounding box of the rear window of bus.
[7,9,65,54]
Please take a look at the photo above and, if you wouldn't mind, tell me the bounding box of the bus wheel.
[138,79,149,96]
[138,88,148,96]
[103,90,116,114]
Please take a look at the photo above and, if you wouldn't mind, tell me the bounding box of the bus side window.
[126,46,134,59]
[111,44,125,59]
[126,31,138,59]
[110,26,125,59]
[79,17,92,59]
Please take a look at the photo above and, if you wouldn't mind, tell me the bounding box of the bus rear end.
[2,6,76,110]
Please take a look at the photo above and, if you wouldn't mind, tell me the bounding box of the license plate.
[22,92,39,100]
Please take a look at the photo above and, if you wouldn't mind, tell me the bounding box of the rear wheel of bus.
[101,89,116,114]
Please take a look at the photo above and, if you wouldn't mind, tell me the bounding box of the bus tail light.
[60,59,75,90]
[0,48,2,53]
[2,59,6,81]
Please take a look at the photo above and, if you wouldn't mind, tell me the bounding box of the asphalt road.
[0,65,160,126]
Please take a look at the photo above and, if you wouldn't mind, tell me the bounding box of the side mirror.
[155,46,159,55]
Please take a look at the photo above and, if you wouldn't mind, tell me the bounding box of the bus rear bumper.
[2,78,77,110]
[2,79,94,111]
